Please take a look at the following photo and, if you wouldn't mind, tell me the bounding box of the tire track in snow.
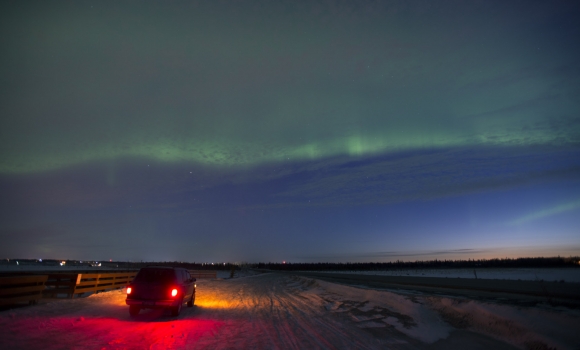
[4,272,562,349]
[195,273,407,349]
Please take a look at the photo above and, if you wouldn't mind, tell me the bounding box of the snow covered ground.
[1,272,579,349]
[316,267,580,283]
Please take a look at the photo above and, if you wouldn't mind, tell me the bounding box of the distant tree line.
[111,261,240,270]
[251,257,580,271]
[4,257,579,271]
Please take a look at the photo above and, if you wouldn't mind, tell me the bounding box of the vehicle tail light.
[171,288,178,297]
[127,287,132,295]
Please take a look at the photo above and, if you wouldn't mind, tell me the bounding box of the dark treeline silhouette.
[252,256,580,271]
[114,261,239,271]
[4,257,579,271]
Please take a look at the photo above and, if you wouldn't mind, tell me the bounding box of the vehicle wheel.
[187,294,195,307]
[129,305,140,316]
[171,300,182,316]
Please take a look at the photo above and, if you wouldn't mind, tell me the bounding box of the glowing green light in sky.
[0,1,578,174]
[508,199,580,226]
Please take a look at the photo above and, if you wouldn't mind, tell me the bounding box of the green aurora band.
[1,1,578,174]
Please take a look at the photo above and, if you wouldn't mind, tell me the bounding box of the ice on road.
[1,273,579,349]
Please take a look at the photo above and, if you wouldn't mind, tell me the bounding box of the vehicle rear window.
[134,268,176,284]
[182,270,191,282]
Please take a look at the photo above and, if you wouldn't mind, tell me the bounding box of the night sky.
[1,0,579,263]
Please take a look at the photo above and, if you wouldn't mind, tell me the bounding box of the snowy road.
[1,273,579,349]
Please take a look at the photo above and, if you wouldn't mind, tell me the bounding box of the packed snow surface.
[1,273,579,349]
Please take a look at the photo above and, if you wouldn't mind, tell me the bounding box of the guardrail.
[43,271,137,299]
[188,270,217,279]
[1,270,216,304]
[0,275,48,306]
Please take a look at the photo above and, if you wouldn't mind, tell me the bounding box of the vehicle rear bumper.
[126,299,180,308]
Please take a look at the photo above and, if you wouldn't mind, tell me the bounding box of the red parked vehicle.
[126,266,196,317]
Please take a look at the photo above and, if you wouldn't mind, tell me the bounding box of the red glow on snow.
[2,315,226,349]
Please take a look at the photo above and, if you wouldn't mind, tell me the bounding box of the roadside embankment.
[276,271,580,305]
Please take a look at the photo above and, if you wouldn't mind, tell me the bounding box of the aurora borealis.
[1,0,579,262]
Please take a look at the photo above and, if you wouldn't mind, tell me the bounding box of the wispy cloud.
[354,249,488,258]
[297,248,491,261]
[508,199,580,226]
[269,146,580,208]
